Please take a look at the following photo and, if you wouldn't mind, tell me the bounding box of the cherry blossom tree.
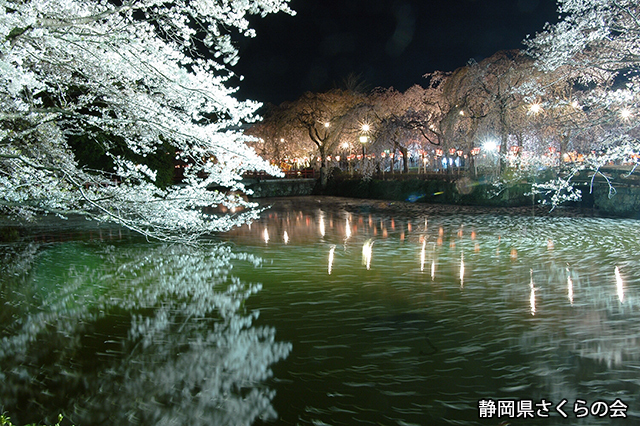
[287,89,366,185]
[368,85,445,174]
[525,0,640,205]
[437,51,539,174]
[245,103,314,169]
[0,0,294,242]
[415,71,452,148]
[525,0,640,80]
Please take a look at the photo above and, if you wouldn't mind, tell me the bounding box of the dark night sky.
[232,0,560,105]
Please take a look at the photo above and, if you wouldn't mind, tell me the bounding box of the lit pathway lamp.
[360,123,370,156]
[359,135,368,156]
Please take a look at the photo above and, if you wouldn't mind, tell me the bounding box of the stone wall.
[592,182,640,218]
[241,168,640,217]
[587,166,640,218]
[319,176,535,207]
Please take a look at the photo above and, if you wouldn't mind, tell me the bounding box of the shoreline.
[255,195,603,219]
[0,195,620,243]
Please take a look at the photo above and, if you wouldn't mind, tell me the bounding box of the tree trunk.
[498,104,509,176]
[499,126,508,176]
[400,146,409,173]
[319,145,328,188]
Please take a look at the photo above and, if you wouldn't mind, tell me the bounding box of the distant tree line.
[248,0,640,206]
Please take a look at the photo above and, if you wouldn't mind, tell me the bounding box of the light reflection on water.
[1,196,640,425]
[223,197,640,425]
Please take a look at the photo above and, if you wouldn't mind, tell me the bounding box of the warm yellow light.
[361,123,370,132]
[359,135,368,143]
[324,122,330,128]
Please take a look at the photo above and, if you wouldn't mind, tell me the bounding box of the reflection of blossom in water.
[0,243,291,426]
[459,251,464,288]
[362,239,374,270]
[615,266,624,303]
[318,210,325,237]
[345,217,351,240]
[328,245,336,275]
[567,267,574,305]
[529,269,536,316]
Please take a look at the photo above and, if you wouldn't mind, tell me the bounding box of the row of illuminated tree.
[246,49,640,183]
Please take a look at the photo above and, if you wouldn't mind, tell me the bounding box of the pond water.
[1,196,639,425]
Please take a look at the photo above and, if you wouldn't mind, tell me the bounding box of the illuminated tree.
[0,0,293,242]
[415,71,453,148]
[368,84,445,173]
[287,89,366,184]
[245,103,314,168]
[522,69,602,159]
[439,51,539,173]
[525,0,640,204]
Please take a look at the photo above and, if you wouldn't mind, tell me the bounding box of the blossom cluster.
[0,0,292,241]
